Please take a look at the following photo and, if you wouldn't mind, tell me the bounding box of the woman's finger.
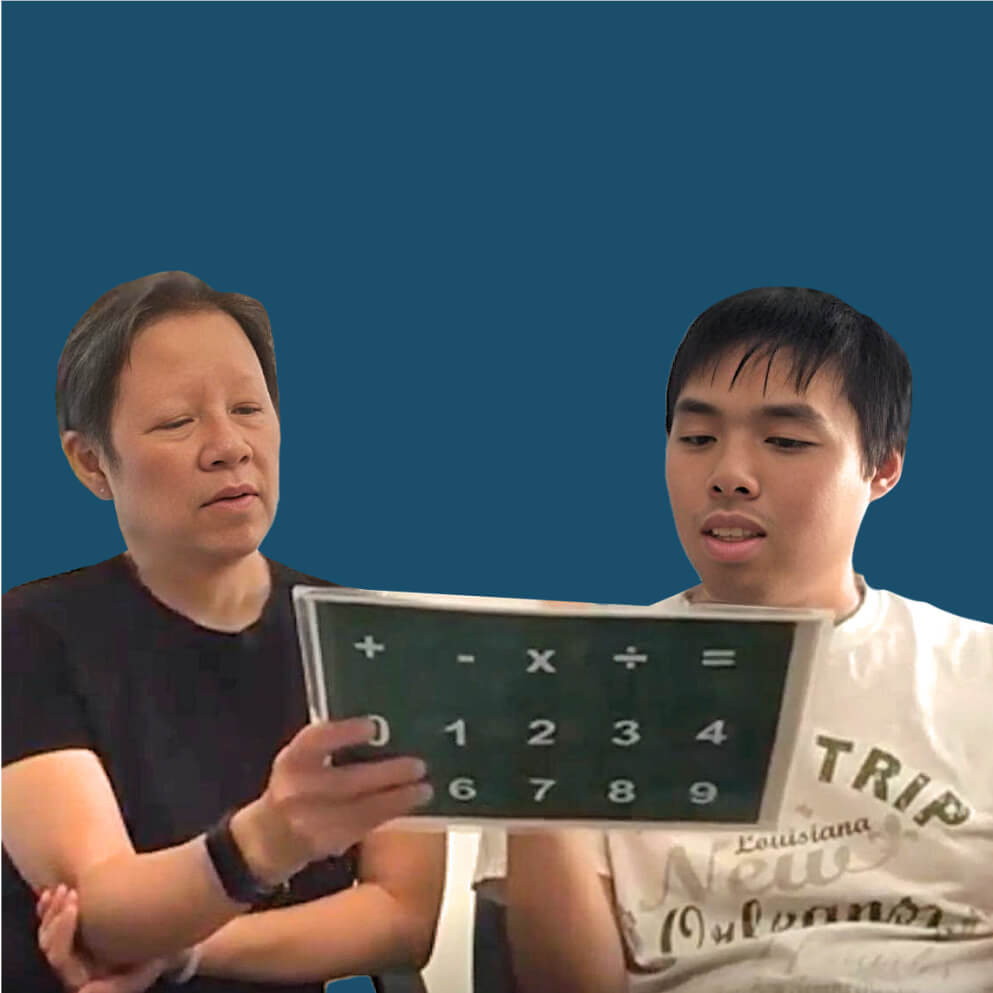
[41,897,77,962]
[80,958,165,993]
[38,887,66,950]
[37,887,52,918]
[307,778,434,849]
[40,885,72,932]
[38,891,93,987]
[279,717,377,770]
[296,754,428,802]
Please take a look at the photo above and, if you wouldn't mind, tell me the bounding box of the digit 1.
[443,718,467,746]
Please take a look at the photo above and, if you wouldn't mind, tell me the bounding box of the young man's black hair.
[665,287,912,476]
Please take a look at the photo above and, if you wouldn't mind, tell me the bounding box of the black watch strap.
[204,810,282,906]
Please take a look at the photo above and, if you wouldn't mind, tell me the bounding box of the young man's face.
[665,348,900,617]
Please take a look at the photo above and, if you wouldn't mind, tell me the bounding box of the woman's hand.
[230,717,434,886]
[36,886,173,993]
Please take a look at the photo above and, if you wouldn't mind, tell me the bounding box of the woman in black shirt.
[2,272,444,992]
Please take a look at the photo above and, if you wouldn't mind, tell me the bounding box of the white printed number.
[611,719,641,747]
[443,718,467,747]
[527,719,556,746]
[695,719,728,745]
[449,777,477,801]
[690,781,718,805]
[607,779,636,804]
[529,777,557,802]
[368,715,391,746]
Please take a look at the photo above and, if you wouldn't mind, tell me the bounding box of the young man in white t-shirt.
[476,287,993,993]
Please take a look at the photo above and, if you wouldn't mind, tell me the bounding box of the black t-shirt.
[2,555,359,992]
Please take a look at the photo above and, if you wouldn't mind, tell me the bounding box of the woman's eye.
[767,437,814,450]
[234,405,262,415]
[678,435,715,447]
[159,418,192,431]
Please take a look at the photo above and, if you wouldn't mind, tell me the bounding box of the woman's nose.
[201,419,252,468]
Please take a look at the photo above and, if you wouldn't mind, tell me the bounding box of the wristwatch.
[204,810,284,906]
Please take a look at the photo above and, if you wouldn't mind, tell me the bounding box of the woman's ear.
[61,432,113,501]
[868,449,903,503]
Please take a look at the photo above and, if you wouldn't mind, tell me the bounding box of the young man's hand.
[36,886,174,993]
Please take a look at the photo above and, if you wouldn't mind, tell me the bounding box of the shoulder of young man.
[874,586,993,633]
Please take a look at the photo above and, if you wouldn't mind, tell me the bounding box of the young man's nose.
[707,446,759,497]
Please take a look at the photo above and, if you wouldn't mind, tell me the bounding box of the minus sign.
[457,654,476,663]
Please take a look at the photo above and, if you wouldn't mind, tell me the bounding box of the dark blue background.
[4,3,991,622]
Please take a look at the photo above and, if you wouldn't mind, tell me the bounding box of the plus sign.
[354,635,385,660]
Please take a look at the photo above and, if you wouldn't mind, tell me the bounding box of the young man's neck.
[690,570,865,623]
[124,548,272,633]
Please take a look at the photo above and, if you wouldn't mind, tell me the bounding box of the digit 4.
[695,719,728,745]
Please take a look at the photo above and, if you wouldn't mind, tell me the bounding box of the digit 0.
[368,715,391,746]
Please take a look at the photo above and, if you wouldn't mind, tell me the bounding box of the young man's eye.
[678,435,715,447]
[767,437,814,450]
[233,405,263,415]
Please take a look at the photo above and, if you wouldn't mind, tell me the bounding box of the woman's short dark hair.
[56,271,279,463]
[665,287,912,476]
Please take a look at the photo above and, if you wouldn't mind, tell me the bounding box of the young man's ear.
[62,432,114,501]
[868,449,903,502]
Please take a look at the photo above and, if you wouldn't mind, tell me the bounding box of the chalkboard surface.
[293,588,829,829]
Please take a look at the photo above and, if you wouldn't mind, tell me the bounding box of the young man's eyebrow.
[758,403,828,427]
[673,397,828,427]
[673,398,721,417]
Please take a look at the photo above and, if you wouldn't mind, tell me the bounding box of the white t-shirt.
[475,584,993,992]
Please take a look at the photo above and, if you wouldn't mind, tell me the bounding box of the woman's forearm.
[76,799,303,966]
[75,835,245,966]
[196,882,432,982]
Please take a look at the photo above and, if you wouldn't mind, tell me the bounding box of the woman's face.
[100,309,280,569]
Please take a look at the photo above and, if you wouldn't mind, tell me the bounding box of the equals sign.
[701,648,736,667]
[456,654,476,664]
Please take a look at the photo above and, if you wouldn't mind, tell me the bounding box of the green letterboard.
[294,589,825,827]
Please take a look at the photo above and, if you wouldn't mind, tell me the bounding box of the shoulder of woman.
[266,559,341,591]
[4,556,128,613]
